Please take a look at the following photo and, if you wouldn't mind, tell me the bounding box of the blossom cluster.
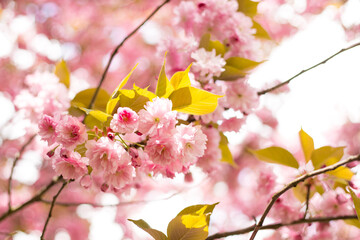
[39,97,207,192]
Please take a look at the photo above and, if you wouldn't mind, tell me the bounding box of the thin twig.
[7,134,36,211]
[40,179,69,240]
[206,215,357,240]
[258,41,360,95]
[40,190,180,207]
[87,0,170,109]
[248,154,360,240]
[303,183,311,219]
[0,177,61,222]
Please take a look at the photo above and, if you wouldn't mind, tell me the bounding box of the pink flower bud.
[47,150,55,158]
[101,183,109,192]
[80,175,92,189]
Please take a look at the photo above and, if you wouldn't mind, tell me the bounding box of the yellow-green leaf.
[311,146,344,169]
[219,132,236,166]
[129,219,168,240]
[170,65,192,90]
[80,107,112,128]
[250,146,299,169]
[237,0,259,17]
[217,57,262,81]
[55,59,70,88]
[252,20,271,40]
[69,88,110,116]
[169,87,222,115]
[345,219,360,228]
[199,33,227,56]
[156,57,174,98]
[167,203,218,240]
[299,129,314,163]
[111,64,138,99]
[349,188,360,224]
[327,166,353,181]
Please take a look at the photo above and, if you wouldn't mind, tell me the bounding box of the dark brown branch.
[87,0,170,109]
[249,154,360,240]
[258,42,360,95]
[40,179,69,240]
[206,215,358,240]
[303,183,311,219]
[0,177,61,222]
[7,134,36,210]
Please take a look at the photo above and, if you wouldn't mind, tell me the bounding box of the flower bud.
[80,175,92,189]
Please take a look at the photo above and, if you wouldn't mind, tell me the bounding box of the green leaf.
[250,146,299,169]
[311,146,344,169]
[237,0,259,17]
[156,57,174,98]
[345,219,360,229]
[219,132,236,166]
[176,203,218,217]
[327,166,353,181]
[111,64,138,99]
[129,219,168,240]
[349,188,360,224]
[80,107,112,129]
[69,88,110,116]
[74,143,86,157]
[252,20,271,39]
[199,33,227,56]
[107,86,155,114]
[167,203,218,240]
[170,65,192,90]
[55,59,70,88]
[217,57,262,81]
[169,87,222,115]
[299,129,314,163]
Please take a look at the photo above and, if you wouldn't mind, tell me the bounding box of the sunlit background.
[1,0,360,239]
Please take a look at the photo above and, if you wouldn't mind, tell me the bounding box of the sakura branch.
[206,215,358,240]
[7,134,36,211]
[40,178,69,240]
[88,0,170,109]
[258,41,360,95]
[0,177,61,222]
[249,154,360,240]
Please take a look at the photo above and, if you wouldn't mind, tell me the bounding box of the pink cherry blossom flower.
[110,107,139,134]
[196,126,222,173]
[52,150,88,180]
[55,115,87,149]
[191,48,226,82]
[138,97,177,136]
[225,81,259,114]
[176,124,207,165]
[219,117,245,132]
[104,165,134,189]
[85,137,131,174]
[145,134,180,168]
[38,114,58,145]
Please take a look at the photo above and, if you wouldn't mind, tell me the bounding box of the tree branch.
[258,41,360,95]
[87,0,170,109]
[0,177,61,222]
[40,178,69,240]
[303,183,311,219]
[249,154,360,240]
[206,215,358,240]
[7,134,36,211]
